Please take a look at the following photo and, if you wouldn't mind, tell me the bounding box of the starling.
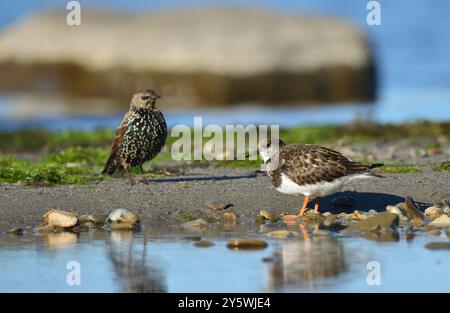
[258,138,383,218]
[102,89,167,185]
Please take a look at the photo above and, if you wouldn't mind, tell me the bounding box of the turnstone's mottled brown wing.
[279,144,375,186]
[102,111,131,174]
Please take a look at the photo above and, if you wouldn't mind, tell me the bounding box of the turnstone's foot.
[282,195,310,221]
[282,213,305,220]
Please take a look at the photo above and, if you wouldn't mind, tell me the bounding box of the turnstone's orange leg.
[283,195,310,220]
[314,197,321,213]
[299,223,309,238]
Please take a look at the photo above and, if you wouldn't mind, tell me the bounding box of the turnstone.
[258,138,383,219]
[102,89,167,185]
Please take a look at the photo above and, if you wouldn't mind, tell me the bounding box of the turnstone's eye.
[141,95,150,101]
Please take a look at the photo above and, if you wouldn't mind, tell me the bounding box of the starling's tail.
[102,156,118,175]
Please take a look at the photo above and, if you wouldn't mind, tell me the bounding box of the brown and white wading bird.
[257,138,383,219]
[102,89,167,185]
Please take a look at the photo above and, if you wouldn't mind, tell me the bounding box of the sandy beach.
[1,168,448,232]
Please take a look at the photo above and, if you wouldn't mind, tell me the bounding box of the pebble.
[436,200,450,215]
[227,239,268,250]
[351,210,367,220]
[424,205,444,220]
[267,230,299,239]
[223,212,237,222]
[79,214,96,224]
[428,215,450,228]
[94,214,108,226]
[105,209,139,225]
[7,227,24,235]
[404,196,424,220]
[194,240,215,248]
[386,205,409,222]
[428,229,441,237]
[181,218,208,229]
[425,242,450,250]
[341,213,399,234]
[259,210,278,222]
[78,214,97,228]
[206,201,233,211]
[42,209,78,228]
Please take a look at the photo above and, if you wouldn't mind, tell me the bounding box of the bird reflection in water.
[266,223,347,291]
[106,231,167,292]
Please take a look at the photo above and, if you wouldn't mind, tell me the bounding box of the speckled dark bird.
[102,89,167,185]
[258,138,383,219]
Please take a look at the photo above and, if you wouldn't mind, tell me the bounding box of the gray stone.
[106,209,139,225]
[194,240,215,248]
[404,196,424,220]
[428,215,450,228]
[181,218,208,229]
[227,239,268,250]
[206,201,233,211]
[42,209,78,228]
[424,205,444,219]
[79,214,96,226]
[341,213,399,234]
[386,205,409,222]
[425,242,450,250]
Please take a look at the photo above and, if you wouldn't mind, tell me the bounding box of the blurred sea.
[1,0,449,129]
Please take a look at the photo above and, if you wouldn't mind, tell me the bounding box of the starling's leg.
[139,165,148,184]
[314,197,321,213]
[122,162,135,186]
[283,195,310,220]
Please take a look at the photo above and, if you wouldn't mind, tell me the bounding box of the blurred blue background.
[0,0,449,129]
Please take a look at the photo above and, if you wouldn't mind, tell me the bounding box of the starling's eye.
[141,95,150,101]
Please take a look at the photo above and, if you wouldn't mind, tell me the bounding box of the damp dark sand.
[0,168,449,232]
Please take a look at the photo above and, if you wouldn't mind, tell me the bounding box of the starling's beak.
[146,93,160,109]
[150,93,161,100]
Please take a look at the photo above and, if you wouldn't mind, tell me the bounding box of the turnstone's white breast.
[258,138,383,219]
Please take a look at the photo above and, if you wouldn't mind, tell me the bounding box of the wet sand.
[0,168,449,232]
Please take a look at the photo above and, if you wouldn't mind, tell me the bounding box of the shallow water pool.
[0,224,448,292]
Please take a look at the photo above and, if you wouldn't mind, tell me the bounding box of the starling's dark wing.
[102,112,131,174]
[279,144,381,186]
